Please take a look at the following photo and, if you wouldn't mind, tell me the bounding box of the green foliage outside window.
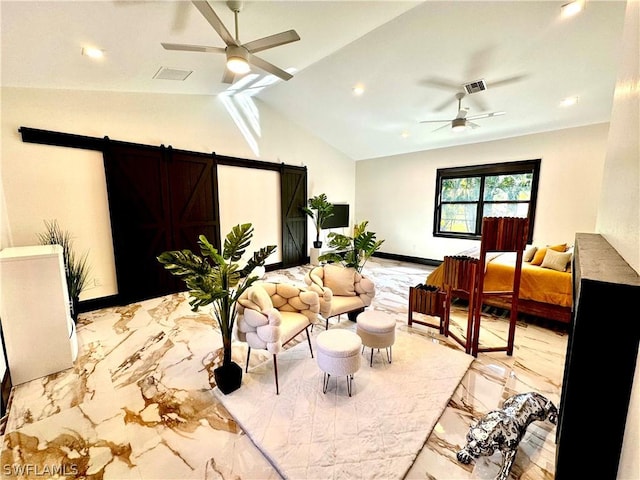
[435,160,540,240]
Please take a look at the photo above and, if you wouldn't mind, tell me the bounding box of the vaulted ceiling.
[1,1,628,160]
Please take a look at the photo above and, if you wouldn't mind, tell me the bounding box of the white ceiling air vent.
[463,79,487,94]
[153,67,193,81]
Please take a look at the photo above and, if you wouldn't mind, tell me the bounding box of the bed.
[426,246,573,324]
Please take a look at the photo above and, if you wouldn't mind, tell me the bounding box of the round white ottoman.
[316,329,362,397]
[356,310,396,367]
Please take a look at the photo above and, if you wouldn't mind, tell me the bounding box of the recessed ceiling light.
[560,0,585,18]
[401,131,410,138]
[560,96,579,107]
[82,47,104,59]
[352,84,365,96]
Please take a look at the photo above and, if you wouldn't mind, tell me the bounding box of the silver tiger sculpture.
[457,392,558,480]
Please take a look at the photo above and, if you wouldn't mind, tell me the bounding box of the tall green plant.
[37,219,91,320]
[157,224,276,365]
[302,193,334,244]
[318,220,384,272]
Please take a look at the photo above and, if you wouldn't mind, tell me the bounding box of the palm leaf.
[157,249,211,277]
[156,223,277,364]
[317,220,384,272]
[223,223,254,262]
[238,245,277,277]
[198,235,225,266]
[325,232,351,250]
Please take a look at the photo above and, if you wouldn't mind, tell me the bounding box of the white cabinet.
[0,245,78,385]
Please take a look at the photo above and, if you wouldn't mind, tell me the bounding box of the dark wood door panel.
[167,151,220,253]
[281,166,307,267]
[18,128,308,308]
[103,144,175,303]
[104,143,305,304]
[104,146,221,304]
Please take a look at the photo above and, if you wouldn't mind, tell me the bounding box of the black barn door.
[167,149,220,252]
[103,143,220,304]
[281,165,307,267]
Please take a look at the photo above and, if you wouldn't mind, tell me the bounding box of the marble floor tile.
[1,257,567,479]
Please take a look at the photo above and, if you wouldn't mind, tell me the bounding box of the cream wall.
[0,152,8,385]
[356,123,609,261]
[0,87,355,300]
[596,0,640,274]
[217,166,281,263]
[597,1,639,479]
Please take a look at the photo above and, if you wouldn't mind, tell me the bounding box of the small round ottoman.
[316,329,362,397]
[356,310,396,367]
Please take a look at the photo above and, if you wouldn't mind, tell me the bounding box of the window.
[434,159,540,243]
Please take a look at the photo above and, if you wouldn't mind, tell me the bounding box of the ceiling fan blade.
[171,1,191,33]
[248,54,293,81]
[467,95,489,112]
[466,111,506,121]
[432,122,452,132]
[468,121,481,129]
[243,30,300,54]
[457,109,469,119]
[433,95,458,112]
[191,0,236,46]
[161,43,226,54]
[420,119,452,124]
[222,68,236,84]
[487,74,528,88]
[422,76,461,91]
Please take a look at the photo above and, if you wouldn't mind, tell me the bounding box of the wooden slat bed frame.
[480,296,571,324]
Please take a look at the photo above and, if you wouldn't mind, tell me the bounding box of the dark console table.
[555,233,640,479]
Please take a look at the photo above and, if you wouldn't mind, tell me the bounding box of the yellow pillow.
[531,243,567,266]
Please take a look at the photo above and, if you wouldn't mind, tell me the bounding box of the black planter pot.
[70,296,80,324]
[313,241,323,248]
[214,361,243,394]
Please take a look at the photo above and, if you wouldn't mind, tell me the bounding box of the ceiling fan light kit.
[451,118,467,132]
[420,91,504,133]
[226,45,250,74]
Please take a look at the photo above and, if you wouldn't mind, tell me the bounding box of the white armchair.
[304,264,376,329]
[236,282,320,394]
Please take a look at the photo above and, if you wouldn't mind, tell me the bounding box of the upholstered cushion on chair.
[304,265,376,328]
[323,264,357,296]
[237,282,320,394]
[304,267,334,318]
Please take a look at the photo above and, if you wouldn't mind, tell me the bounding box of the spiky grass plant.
[37,219,91,320]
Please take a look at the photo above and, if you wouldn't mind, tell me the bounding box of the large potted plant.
[302,193,334,248]
[318,220,384,272]
[37,219,91,323]
[157,223,276,394]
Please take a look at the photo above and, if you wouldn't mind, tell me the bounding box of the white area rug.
[215,326,473,479]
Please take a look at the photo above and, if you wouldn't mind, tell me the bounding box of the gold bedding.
[426,252,572,308]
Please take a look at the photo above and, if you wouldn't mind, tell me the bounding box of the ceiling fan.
[420,92,505,132]
[161,1,300,83]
